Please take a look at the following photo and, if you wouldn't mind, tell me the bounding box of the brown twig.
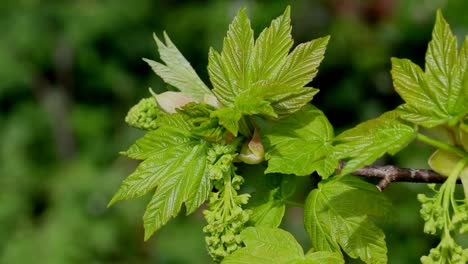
[338,161,462,191]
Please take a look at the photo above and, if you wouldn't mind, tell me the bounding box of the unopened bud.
[153,91,195,113]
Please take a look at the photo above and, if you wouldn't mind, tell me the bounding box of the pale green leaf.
[222,227,305,264]
[209,8,254,106]
[143,141,211,240]
[334,111,416,176]
[273,36,329,89]
[144,32,212,101]
[252,6,293,82]
[304,251,344,264]
[258,104,336,177]
[304,177,390,264]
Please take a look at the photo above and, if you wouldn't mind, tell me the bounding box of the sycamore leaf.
[258,104,337,178]
[246,175,295,228]
[273,36,329,89]
[109,127,212,240]
[334,111,416,176]
[252,6,293,82]
[242,80,319,117]
[209,8,254,106]
[144,32,212,101]
[210,107,242,136]
[222,227,344,264]
[391,11,467,127]
[303,251,344,264]
[304,177,391,264]
[209,7,328,116]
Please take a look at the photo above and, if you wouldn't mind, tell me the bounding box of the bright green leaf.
[222,227,306,264]
[252,6,293,82]
[246,175,295,228]
[391,11,467,127]
[210,107,242,136]
[303,251,344,264]
[304,177,390,264]
[334,111,416,176]
[144,32,212,101]
[209,8,254,106]
[273,36,329,89]
[142,141,211,240]
[109,127,212,240]
[258,104,336,178]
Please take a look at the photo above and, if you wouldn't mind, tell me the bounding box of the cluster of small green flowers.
[203,144,250,262]
[125,97,160,130]
[418,193,445,234]
[421,236,468,264]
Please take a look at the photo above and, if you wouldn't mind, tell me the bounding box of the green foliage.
[391,11,467,128]
[109,5,468,264]
[222,227,344,264]
[334,111,416,176]
[258,105,336,178]
[388,10,468,264]
[304,177,391,264]
[144,32,213,101]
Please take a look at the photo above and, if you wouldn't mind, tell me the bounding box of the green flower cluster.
[418,182,468,264]
[203,143,250,262]
[125,97,160,130]
[420,236,468,264]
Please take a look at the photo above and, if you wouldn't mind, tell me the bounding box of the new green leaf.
[391,11,468,127]
[222,227,344,264]
[110,127,212,240]
[144,32,213,101]
[304,177,391,264]
[209,8,254,106]
[252,7,293,82]
[258,104,336,178]
[334,111,416,176]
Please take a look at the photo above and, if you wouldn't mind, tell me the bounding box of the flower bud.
[153,91,195,113]
[238,128,265,164]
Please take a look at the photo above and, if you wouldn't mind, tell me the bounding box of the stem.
[416,133,467,158]
[239,116,252,138]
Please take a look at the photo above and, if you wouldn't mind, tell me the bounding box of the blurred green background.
[0,0,466,263]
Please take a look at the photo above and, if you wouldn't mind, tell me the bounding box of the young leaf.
[109,127,212,240]
[304,177,391,264]
[304,251,345,264]
[222,227,344,264]
[144,32,212,101]
[391,11,467,127]
[251,6,293,82]
[258,104,336,178]
[334,111,416,176]
[209,8,254,106]
[273,36,329,89]
[246,174,295,228]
